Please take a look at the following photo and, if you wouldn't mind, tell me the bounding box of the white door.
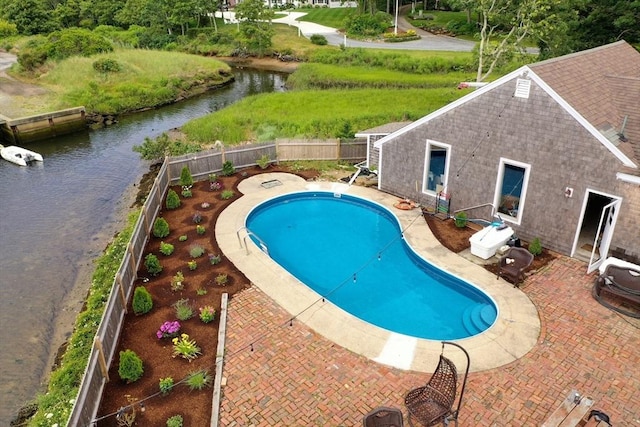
[587,199,621,274]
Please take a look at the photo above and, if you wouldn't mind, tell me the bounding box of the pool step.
[462,304,496,335]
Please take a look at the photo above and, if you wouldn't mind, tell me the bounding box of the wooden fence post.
[94,337,110,381]
[116,272,128,314]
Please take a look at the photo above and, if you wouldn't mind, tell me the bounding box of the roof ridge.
[530,40,629,68]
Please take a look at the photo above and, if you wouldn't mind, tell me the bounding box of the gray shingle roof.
[530,41,640,170]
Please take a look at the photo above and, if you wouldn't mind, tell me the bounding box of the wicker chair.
[405,342,470,427]
[497,247,534,287]
[363,406,404,427]
[593,264,640,318]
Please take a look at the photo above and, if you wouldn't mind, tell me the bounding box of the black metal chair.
[363,406,404,427]
[405,342,470,427]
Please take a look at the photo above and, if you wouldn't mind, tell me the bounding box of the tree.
[570,0,640,49]
[472,0,557,82]
[2,0,57,35]
[234,0,275,57]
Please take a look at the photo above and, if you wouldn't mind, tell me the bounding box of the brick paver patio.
[220,251,639,426]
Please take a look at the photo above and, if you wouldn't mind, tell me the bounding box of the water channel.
[0,68,287,424]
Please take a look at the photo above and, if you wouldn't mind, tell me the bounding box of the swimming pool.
[245,191,497,340]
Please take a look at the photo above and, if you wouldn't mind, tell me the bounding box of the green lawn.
[295,7,356,29]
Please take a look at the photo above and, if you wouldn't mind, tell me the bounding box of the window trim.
[493,157,531,225]
[422,139,452,195]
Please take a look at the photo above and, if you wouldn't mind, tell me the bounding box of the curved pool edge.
[215,172,541,373]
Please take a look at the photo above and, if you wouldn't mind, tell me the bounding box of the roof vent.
[514,78,531,99]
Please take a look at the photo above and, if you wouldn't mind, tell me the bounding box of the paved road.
[219,11,476,52]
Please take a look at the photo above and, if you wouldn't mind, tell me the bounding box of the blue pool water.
[246,192,497,340]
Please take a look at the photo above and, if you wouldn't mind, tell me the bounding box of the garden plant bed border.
[424,212,558,278]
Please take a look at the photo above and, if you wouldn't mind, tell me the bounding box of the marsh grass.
[288,63,471,89]
[181,88,465,144]
[38,49,232,114]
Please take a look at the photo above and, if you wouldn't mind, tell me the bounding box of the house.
[368,41,640,272]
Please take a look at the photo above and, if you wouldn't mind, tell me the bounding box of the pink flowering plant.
[199,306,216,323]
[156,320,181,339]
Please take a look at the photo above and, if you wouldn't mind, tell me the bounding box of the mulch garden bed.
[424,212,558,278]
[96,164,319,426]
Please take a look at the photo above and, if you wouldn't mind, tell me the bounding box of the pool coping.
[216,173,540,373]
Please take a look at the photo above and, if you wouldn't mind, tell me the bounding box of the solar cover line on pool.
[246,191,498,340]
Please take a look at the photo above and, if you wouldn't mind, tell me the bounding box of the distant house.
[367,41,640,272]
[229,0,356,8]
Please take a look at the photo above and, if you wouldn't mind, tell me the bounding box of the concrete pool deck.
[216,173,540,373]
[216,173,640,425]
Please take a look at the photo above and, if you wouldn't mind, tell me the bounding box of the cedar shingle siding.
[374,42,640,263]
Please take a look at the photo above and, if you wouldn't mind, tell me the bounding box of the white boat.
[0,145,44,166]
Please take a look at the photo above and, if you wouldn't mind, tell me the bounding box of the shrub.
[93,58,122,73]
[187,260,198,271]
[118,349,143,383]
[179,166,194,187]
[215,273,228,286]
[132,286,153,315]
[49,28,114,59]
[196,287,207,295]
[256,154,270,169]
[171,271,185,291]
[166,414,183,427]
[199,305,216,323]
[196,225,205,235]
[172,333,201,361]
[189,244,205,258]
[181,186,192,198]
[344,12,391,37]
[166,189,181,209]
[184,369,212,390]
[310,34,328,45]
[156,320,181,339]
[144,253,163,276]
[192,211,203,224]
[178,235,188,242]
[528,237,543,256]
[454,211,468,228]
[210,181,222,191]
[222,160,235,176]
[208,173,218,182]
[153,217,170,238]
[0,20,18,38]
[209,254,222,265]
[159,377,174,396]
[174,298,194,320]
[221,190,235,200]
[159,241,174,256]
[201,202,210,209]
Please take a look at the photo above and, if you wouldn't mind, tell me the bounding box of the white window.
[423,140,451,194]
[493,158,531,224]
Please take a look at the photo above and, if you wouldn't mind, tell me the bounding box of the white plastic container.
[469,225,514,259]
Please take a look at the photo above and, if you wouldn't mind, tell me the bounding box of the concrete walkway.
[217,174,539,373]
[215,174,640,425]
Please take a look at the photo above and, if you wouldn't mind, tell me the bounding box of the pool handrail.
[453,202,497,219]
[236,226,269,256]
